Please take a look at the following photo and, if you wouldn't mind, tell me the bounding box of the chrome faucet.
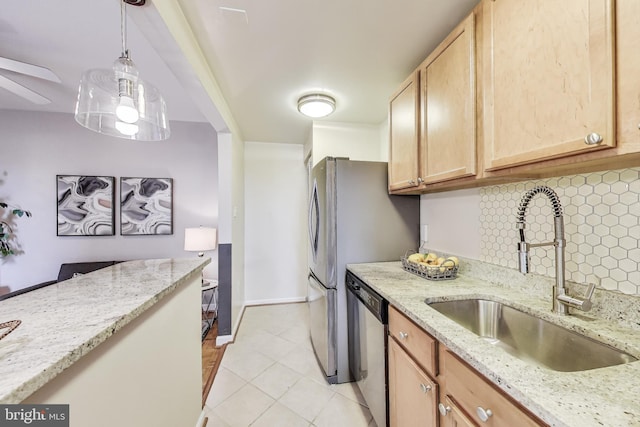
[516,185,595,315]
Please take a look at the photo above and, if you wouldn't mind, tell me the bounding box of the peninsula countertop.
[347,261,640,427]
[0,258,209,404]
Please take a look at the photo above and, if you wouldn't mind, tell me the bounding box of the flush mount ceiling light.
[74,0,170,141]
[297,94,336,118]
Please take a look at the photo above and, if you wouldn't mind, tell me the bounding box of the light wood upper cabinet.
[388,0,637,194]
[388,338,438,427]
[388,72,420,192]
[420,13,477,184]
[482,0,616,171]
[615,0,640,152]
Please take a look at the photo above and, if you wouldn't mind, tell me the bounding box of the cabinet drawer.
[440,396,476,427]
[389,306,437,376]
[442,349,545,427]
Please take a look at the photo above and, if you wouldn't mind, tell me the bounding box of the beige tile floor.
[203,303,376,426]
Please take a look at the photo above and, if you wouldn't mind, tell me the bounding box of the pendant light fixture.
[297,94,336,118]
[74,0,170,141]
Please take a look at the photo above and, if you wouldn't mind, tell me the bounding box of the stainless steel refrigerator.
[307,157,419,384]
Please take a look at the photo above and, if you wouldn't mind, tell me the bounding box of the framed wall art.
[120,177,173,235]
[57,175,115,236]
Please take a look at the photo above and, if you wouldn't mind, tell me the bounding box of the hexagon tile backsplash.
[479,167,640,295]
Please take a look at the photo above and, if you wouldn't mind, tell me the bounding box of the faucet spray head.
[516,221,529,274]
[518,241,530,274]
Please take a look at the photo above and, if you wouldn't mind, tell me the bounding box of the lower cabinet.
[388,338,438,427]
[387,307,547,427]
[441,349,543,427]
[439,396,476,427]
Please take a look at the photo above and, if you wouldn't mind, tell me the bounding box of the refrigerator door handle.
[308,180,320,261]
[308,271,337,380]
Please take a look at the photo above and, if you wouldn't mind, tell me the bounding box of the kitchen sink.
[427,298,637,372]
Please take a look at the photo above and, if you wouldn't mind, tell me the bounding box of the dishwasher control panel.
[346,271,388,324]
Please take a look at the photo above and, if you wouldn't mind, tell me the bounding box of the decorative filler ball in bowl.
[402,251,459,281]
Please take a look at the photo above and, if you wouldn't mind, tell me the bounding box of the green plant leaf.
[0,241,11,257]
[0,203,31,257]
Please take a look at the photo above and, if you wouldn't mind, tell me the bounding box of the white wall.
[0,111,218,292]
[230,132,246,331]
[25,272,202,427]
[244,142,307,304]
[378,119,389,162]
[311,121,385,166]
[303,127,313,163]
[420,188,482,259]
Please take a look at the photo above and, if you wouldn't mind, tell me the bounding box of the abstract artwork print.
[57,175,115,236]
[121,177,173,235]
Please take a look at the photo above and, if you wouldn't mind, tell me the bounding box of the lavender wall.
[0,111,218,292]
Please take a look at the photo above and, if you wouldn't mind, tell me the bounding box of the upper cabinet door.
[482,0,615,171]
[420,13,476,184]
[616,0,640,147]
[389,72,420,192]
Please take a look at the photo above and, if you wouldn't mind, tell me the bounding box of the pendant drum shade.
[74,0,170,141]
[75,69,170,141]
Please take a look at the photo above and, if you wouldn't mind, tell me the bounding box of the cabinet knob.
[419,383,432,393]
[476,406,493,422]
[584,132,603,145]
[408,179,415,185]
[398,331,408,340]
[417,177,424,184]
[438,403,451,416]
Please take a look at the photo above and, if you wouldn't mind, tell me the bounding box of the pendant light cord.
[120,0,129,58]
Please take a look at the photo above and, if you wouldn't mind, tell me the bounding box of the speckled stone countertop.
[347,260,640,427]
[0,258,209,404]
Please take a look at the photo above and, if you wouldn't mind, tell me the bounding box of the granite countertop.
[0,258,209,404]
[347,261,640,427]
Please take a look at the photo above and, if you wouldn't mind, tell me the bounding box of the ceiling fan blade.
[0,75,51,104]
[0,57,61,83]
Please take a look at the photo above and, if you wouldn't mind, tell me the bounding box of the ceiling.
[1,0,480,144]
[0,0,205,123]
[177,0,480,143]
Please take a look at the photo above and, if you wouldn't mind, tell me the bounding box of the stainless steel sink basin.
[428,298,637,372]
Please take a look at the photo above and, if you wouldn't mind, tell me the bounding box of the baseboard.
[195,410,207,427]
[215,303,246,346]
[214,299,306,346]
[215,334,233,346]
[244,296,307,306]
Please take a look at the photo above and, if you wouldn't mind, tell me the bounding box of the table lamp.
[184,227,217,257]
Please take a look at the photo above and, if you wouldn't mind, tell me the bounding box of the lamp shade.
[184,227,217,253]
[74,68,170,141]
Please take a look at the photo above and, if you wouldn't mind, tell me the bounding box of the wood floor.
[202,316,226,405]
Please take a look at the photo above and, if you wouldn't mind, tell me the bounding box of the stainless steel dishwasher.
[346,271,388,427]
